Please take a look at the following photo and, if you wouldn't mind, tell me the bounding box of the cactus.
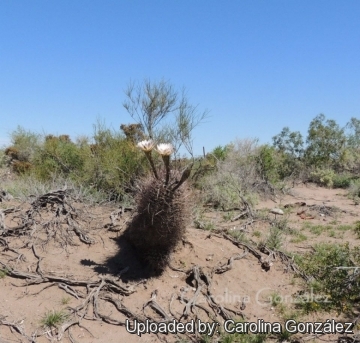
[124,141,192,274]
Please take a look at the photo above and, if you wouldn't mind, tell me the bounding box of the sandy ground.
[0,183,359,343]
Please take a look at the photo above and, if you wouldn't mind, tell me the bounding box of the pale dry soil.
[0,183,359,343]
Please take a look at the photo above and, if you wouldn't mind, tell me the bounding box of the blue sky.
[1,1,359,155]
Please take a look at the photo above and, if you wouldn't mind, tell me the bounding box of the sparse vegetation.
[40,309,69,329]
[348,179,360,204]
[228,229,249,243]
[199,139,267,211]
[60,297,71,305]
[2,104,360,343]
[301,222,354,237]
[354,221,360,238]
[310,168,336,188]
[252,230,261,238]
[294,242,360,312]
[290,231,308,243]
[263,226,283,250]
[0,268,8,278]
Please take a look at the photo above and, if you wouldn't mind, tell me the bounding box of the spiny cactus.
[124,140,192,274]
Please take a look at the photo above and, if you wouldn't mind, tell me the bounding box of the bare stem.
[172,163,193,192]
[145,151,159,179]
[162,155,170,185]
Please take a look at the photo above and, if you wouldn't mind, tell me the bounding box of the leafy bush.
[255,144,281,184]
[0,149,7,167]
[261,226,283,250]
[31,135,85,179]
[79,125,146,199]
[0,268,8,278]
[8,126,41,162]
[305,114,346,169]
[206,145,230,164]
[354,221,360,238]
[332,173,353,188]
[199,139,260,210]
[310,168,335,187]
[5,123,147,201]
[294,243,360,312]
[348,179,360,202]
[1,173,110,204]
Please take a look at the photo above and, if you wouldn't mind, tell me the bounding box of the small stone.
[270,208,284,215]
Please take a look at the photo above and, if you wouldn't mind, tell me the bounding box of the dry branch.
[219,233,262,260]
[143,290,173,322]
[214,251,248,274]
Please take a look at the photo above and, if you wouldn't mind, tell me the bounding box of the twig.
[214,251,248,274]
[143,290,173,322]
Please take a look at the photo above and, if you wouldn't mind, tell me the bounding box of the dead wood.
[0,260,135,295]
[0,316,40,343]
[179,295,214,319]
[0,188,96,252]
[230,211,248,222]
[308,203,340,217]
[181,265,244,321]
[181,267,205,319]
[104,206,133,232]
[219,233,263,260]
[214,251,248,274]
[143,290,173,322]
[101,294,146,322]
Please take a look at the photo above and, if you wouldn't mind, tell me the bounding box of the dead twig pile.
[0,187,95,249]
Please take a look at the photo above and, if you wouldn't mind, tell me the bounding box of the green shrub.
[256,144,280,184]
[263,227,283,250]
[290,232,308,243]
[0,149,6,167]
[0,268,8,278]
[310,168,335,187]
[32,135,85,180]
[305,114,346,169]
[207,145,230,164]
[5,123,147,201]
[354,221,360,238]
[9,126,41,162]
[2,174,109,204]
[332,173,353,188]
[294,243,360,312]
[199,139,262,210]
[348,179,360,202]
[79,129,145,199]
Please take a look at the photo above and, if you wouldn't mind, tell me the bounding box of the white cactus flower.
[137,139,154,152]
[156,143,174,156]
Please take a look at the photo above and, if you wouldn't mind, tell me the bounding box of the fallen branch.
[143,290,173,322]
[214,251,248,274]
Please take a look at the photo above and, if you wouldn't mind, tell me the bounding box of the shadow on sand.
[80,234,155,282]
